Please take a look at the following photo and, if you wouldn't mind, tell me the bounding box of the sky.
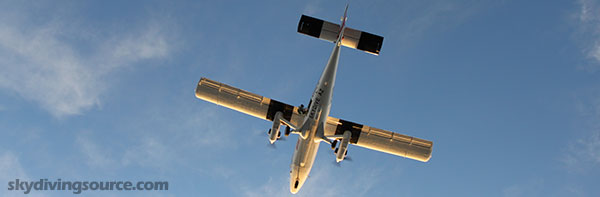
[0,0,599,196]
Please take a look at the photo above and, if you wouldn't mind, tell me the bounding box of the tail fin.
[335,4,349,45]
[297,5,383,55]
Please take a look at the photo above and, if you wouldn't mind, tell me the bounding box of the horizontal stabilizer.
[297,15,384,55]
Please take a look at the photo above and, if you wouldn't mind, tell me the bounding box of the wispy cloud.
[121,137,175,170]
[0,151,46,197]
[502,178,544,197]
[563,93,600,173]
[564,132,600,172]
[76,133,117,169]
[385,0,490,48]
[575,0,600,66]
[0,151,28,183]
[74,103,239,172]
[302,1,323,16]
[0,4,173,118]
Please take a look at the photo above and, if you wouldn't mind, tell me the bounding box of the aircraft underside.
[194,5,432,194]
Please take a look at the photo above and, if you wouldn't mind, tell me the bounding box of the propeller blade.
[332,160,342,167]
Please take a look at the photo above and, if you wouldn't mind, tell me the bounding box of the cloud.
[114,104,240,172]
[575,0,600,65]
[76,133,117,169]
[121,137,174,170]
[385,1,489,48]
[563,128,600,172]
[0,151,46,197]
[73,104,238,172]
[0,4,173,118]
[0,151,28,183]
[563,93,600,172]
[502,179,544,197]
[563,0,600,175]
[302,1,322,16]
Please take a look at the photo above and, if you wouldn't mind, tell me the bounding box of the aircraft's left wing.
[195,77,306,128]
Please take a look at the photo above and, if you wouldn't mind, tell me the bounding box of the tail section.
[336,4,349,45]
[297,5,383,55]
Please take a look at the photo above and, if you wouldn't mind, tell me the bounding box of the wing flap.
[325,117,433,162]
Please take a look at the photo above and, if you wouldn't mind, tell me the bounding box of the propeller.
[332,147,351,167]
[345,156,353,162]
[332,160,342,167]
[266,129,286,141]
[331,157,352,167]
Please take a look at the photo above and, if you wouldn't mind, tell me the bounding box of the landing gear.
[334,148,348,157]
[298,104,307,114]
[285,126,291,137]
[331,140,338,150]
[269,128,281,138]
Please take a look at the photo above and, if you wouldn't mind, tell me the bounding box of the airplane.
[195,5,433,194]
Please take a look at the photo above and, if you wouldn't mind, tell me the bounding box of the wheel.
[331,140,338,150]
[285,126,291,136]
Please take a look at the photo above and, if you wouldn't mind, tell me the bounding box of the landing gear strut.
[285,126,291,136]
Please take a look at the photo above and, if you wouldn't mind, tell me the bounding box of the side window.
[307,100,312,110]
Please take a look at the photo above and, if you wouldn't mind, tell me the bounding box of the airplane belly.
[290,132,320,194]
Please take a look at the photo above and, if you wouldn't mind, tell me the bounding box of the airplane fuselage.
[289,39,341,194]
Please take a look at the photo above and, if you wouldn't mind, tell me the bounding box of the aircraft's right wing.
[324,117,433,162]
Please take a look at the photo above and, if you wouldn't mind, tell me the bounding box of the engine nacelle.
[335,130,351,162]
[268,111,283,144]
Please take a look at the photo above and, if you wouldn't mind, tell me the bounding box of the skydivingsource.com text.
[7,179,168,194]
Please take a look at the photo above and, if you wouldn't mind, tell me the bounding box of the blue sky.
[0,0,599,196]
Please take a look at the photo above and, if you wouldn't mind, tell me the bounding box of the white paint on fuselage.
[289,40,341,194]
